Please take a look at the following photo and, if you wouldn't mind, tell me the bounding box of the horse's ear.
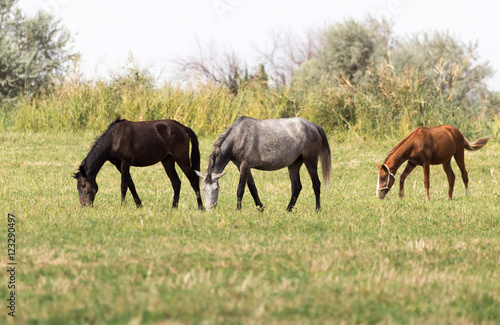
[195,170,206,179]
[72,172,80,179]
[374,163,382,169]
[212,172,226,181]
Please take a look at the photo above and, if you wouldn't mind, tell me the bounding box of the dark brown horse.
[73,117,203,209]
[375,125,489,200]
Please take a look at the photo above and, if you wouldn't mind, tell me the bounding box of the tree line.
[0,0,74,101]
[1,1,498,127]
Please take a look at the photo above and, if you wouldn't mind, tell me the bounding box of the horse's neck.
[386,141,414,172]
[84,147,108,179]
[212,149,231,174]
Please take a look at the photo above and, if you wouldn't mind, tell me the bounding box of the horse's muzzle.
[206,203,217,210]
[80,201,93,207]
[377,190,388,200]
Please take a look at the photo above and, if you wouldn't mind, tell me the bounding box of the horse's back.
[236,116,319,136]
[421,125,464,147]
[225,117,323,170]
[110,119,190,166]
[116,119,188,142]
[231,116,320,147]
[412,125,464,164]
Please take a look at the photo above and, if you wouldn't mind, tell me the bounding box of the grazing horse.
[375,125,490,200]
[73,117,203,209]
[195,116,331,211]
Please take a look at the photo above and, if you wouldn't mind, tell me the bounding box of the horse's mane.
[206,118,243,177]
[206,149,220,174]
[206,130,230,176]
[76,117,125,176]
[383,128,417,164]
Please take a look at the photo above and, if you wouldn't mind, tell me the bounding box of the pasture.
[1,131,499,324]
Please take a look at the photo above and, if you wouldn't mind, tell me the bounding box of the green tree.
[292,18,495,114]
[391,31,493,107]
[0,0,74,100]
[294,18,392,87]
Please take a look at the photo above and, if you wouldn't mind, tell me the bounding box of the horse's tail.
[464,137,490,151]
[317,125,332,187]
[185,126,201,172]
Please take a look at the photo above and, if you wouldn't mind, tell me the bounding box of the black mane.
[74,117,125,178]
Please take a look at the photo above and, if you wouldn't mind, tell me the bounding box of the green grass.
[1,132,499,324]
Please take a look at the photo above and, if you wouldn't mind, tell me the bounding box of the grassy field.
[0,131,499,324]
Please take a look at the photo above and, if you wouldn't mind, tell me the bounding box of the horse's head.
[195,171,225,210]
[73,165,98,207]
[375,163,395,199]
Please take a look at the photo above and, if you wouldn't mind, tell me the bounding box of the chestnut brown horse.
[375,125,489,200]
[73,117,203,209]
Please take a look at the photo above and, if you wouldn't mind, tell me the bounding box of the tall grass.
[10,64,499,139]
[294,64,497,140]
[13,79,289,136]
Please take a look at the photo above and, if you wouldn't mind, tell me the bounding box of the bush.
[12,62,497,141]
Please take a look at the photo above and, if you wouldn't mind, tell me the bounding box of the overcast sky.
[18,0,500,90]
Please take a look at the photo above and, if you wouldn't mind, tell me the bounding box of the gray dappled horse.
[196,116,332,211]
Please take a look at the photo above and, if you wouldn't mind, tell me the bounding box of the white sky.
[18,0,500,90]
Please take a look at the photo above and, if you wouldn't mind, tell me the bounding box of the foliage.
[172,38,247,94]
[295,63,495,140]
[173,38,273,95]
[0,0,74,101]
[292,18,497,121]
[10,59,498,141]
[391,31,494,108]
[13,63,288,135]
[256,27,325,87]
[294,18,392,87]
[3,15,498,141]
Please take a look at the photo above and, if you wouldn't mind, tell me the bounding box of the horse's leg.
[399,161,416,198]
[286,157,303,212]
[304,158,321,211]
[176,157,204,210]
[121,162,142,208]
[454,151,469,196]
[161,156,181,209]
[113,163,128,203]
[246,170,264,210]
[236,162,250,210]
[442,160,455,199]
[423,162,431,201]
